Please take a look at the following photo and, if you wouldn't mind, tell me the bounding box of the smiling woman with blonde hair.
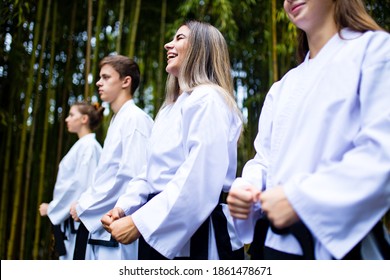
[165,21,238,109]
[101,20,244,260]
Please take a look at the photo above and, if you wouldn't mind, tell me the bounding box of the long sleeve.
[115,168,154,216]
[47,135,101,225]
[284,31,390,259]
[77,101,153,234]
[231,91,275,244]
[131,88,242,259]
[232,30,390,259]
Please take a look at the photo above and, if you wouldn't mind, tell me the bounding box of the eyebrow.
[175,33,187,39]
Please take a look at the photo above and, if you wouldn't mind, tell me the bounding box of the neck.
[307,29,337,59]
[306,13,338,59]
[110,92,132,114]
[77,127,92,139]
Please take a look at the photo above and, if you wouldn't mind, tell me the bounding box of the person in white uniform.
[70,55,154,260]
[101,20,244,260]
[227,0,390,260]
[39,101,104,260]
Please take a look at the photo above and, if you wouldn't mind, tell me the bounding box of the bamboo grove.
[1,0,389,260]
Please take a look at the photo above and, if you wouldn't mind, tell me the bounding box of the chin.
[166,66,179,77]
[100,96,108,102]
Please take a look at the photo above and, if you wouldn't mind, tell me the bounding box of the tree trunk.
[30,0,56,260]
[154,0,167,117]
[89,0,104,98]
[84,0,93,99]
[0,97,14,259]
[32,10,58,260]
[22,0,52,260]
[127,0,141,58]
[7,0,44,260]
[116,0,125,54]
[56,0,77,171]
[271,0,278,83]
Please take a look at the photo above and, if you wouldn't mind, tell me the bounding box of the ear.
[122,76,132,89]
[81,114,89,125]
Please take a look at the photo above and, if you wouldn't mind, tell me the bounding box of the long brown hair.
[297,0,383,62]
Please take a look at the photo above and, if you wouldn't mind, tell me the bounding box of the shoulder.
[358,29,390,44]
[117,101,153,135]
[130,103,153,119]
[181,85,240,127]
[63,138,100,165]
[77,134,102,152]
[119,101,153,123]
[348,29,390,49]
[363,30,390,59]
[271,63,301,91]
[344,29,390,66]
[184,85,228,109]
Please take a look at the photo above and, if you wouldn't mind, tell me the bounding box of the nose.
[164,40,173,51]
[96,78,102,87]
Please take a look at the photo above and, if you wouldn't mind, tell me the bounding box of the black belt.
[138,192,244,260]
[271,221,315,260]
[88,236,119,247]
[73,222,90,260]
[264,246,305,260]
[248,217,314,260]
[250,218,390,260]
[52,217,77,257]
[52,224,67,256]
[74,224,119,259]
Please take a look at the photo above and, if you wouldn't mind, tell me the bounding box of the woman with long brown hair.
[228,0,390,260]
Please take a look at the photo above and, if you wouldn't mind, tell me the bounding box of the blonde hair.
[163,21,241,118]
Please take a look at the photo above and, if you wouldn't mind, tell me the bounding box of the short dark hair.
[99,55,140,95]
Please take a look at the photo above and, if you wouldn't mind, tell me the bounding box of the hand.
[101,207,125,233]
[260,186,299,229]
[109,215,140,244]
[70,202,80,222]
[227,185,261,219]
[39,203,49,216]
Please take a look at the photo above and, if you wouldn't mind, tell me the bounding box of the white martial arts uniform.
[233,29,390,259]
[115,85,244,259]
[47,133,102,260]
[76,99,153,260]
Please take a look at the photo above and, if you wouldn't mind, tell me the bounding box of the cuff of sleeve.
[232,177,253,189]
[115,197,131,216]
[233,202,262,244]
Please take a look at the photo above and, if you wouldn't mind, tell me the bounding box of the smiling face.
[164,25,191,77]
[283,0,335,35]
